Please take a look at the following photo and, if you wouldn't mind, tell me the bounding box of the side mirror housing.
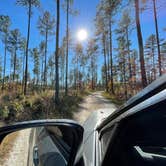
[0,119,83,166]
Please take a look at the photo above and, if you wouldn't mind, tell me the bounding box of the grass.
[0,90,88,123]
[102,92,125,107]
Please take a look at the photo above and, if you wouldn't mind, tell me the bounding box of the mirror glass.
[0,126,75,166]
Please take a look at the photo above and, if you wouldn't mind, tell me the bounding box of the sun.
[77,29,88,41]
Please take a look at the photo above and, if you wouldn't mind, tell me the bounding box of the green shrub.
[8,102,24,119]
[0,106,10,119]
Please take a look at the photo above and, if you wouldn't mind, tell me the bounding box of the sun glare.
[77,29,88,41]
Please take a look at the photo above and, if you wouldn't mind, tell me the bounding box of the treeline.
[95,0,166,100]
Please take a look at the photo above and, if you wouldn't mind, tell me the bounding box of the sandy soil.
[74,91,117,124]
[0,129,31,166]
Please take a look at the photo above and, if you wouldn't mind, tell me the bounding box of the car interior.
[102,99,166,166]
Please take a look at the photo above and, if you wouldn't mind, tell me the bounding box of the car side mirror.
[0,119,83,166]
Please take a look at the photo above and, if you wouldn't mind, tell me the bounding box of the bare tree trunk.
[41,55,44,88]
[153,0,161,76]
[13,49,17,82]
[103,34,108,92]
[24,0,31,95]
[77,54,79,93]
[65,0,69,96]
[134,0,147,88]
[22,50,25,93]
[2,36,7,91]
[109,20,114,94]
[44,29,48,89]
[122,56,127,101]
[126,28,132,79]
[55,0,60,103]
[106,35,110,82]
[91,57,94,90]
[152,43,156,80]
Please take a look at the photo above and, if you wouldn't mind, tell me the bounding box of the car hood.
[83,108,115,141]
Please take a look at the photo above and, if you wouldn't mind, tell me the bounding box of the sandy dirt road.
[74,91,117,124]
[0,129,31,166]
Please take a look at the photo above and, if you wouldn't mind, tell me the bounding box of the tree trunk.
[77,54,79,93]
[106,36,110,82]
[153,0,161,76]
[13,48,17,82]
[44,29,48,89]
[126,27,132,79]
[151,39,156,80]
[134,0,147,88]
[9,53,12,87]
[65,0,69,96]
[2,35,7,91]
[123,55,127,101]
[91,57,94,90]
[103,34,108,92]
[55,0,60,103]
[41,54,44,88]
[24,0,31,95]
[22,49,25,93]
[109,20,114,94]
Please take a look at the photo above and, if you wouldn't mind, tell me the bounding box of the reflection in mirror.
[0,126,74,166]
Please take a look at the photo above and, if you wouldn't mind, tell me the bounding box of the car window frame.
[97,122,119,165]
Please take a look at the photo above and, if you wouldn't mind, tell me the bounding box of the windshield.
[0,0,165,165]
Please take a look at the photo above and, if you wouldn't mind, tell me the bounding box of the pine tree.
[0,15,11,90]
[31,48,40,85]
[55,0,60,103]
[7,29,22,83]
[144,34,157,83]
[37,11,55,88]
[16,0,40,95]
[87,39,98,90]
[134,0,147,88]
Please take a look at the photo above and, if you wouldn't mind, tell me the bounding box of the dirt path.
[74,91,117,124]
[0,129,31,166]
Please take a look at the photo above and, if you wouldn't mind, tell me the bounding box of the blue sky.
[0,0,166,81]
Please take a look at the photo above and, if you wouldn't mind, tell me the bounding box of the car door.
[97,87,166,166]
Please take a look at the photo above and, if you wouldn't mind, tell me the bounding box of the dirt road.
[0,129,31,166]
[74,91,117,124]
